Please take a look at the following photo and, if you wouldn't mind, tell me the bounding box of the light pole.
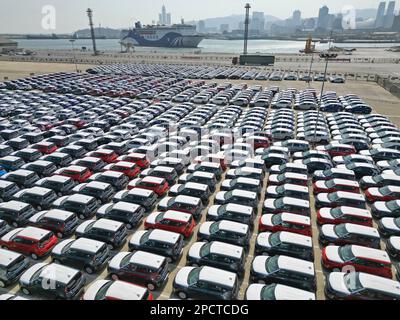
[69,39,78,73]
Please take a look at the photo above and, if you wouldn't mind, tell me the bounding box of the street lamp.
[69,39,78,73]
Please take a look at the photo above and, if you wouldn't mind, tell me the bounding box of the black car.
[255,231,314,261]
[52,194,99,220]
[270,163,308,175]
[113,188,157,212]
[169,182,211,205]
[0,219,12,237]
[0,201,36,227]
[71,157,106,173]
[128,229,184,262]
[108,251,169,291]
[0,180,20,202]
[89,171,129,191]
[73,181,115,204]
[21,160,57,178]
[220,177,262,194]
[51,238,110,274]
[312,168,356,182]
[186,241,245,276]
[76,218,127,249]
[178,172,217,192]
[19,263,86,300]
[58,145,86,159]
[12,149,42,163]
[266,184,309,200]
[96,202,145,230]
[141,166,178,185]
[41,152,73,168]
[250,255,316,292]
[338,163,380,180]
[35,175,76,196]
[298,158,333,174]
[12,187,57,210]
[173,266,239,300]
[0,249,29,288]
[2,169,39,188]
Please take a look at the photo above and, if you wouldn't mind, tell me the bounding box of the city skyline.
[0,0,398,34]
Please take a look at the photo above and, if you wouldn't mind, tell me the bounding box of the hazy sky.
[0,0,397,33]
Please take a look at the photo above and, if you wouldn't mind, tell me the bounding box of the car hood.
[327,272,351,295]
[318,208,334,219]
[361,176,375,185]
[321,224,338,239]
[83,279,110,300]
[199,222,212,236]
[373,201,390,213]
[260,214,273,227]
[266,186,278,196]
[174,267,193,288]
[109,252,130,270]
[215,192,227,202]
[256,232,272,248]
[188,242,204,259]
[268,175,279,184]
[52,239,74,255]
[263,199,275,210]
[315,181,327,189]
[381,218,400,231]
[252,256,268,275]
[324,246,344,263]
[316,193,330,203]
[145,212,158,225]
[246,284,264,300]
[367,188,381,197]
[207,205,220,218]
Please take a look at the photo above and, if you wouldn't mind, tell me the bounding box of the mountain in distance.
[73,27,121,39]
[187,14,280,30]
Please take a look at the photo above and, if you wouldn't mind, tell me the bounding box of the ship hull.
[122,31,203,48]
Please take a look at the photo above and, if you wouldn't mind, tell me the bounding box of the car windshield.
[323,169,333,176]
[269,233,282,246]
[95,281,114,300]
[328,193,340,202]
[276,186,285,194]
[344,273,363,292]
[330,208,344,219]
[338,246,356,262]
[325,180,336,188]
[260,284,277,300]
[271,214,283,225]
[373,176,383,183]
[387,201,400,211]
[209,222,220,234]
[187,268,201,286]
[380,187,392,196]
[199,243,212,257]
[334,224,349,237]
[274,198,285,208]
[266,256,280,273]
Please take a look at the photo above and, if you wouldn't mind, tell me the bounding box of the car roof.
[148,229,180,244]
[277,255,315,275]
[278,232,312,248]
[130,250,165,269]
[112,202,141,212]
[236,177,260,186]
[46,175,71,183]
[334,192,365,201]
[0,200,30,211]
[92,219,122,232]
[280,213,311,225]
[70,238,104,253]
[0,249,21,267]
[26,187,52,196]
[163,210,191,222]
[141,176,165,184]
[330,179,359,187]
[105,281,147,300]
[68,194,94,203]
[199,266,236,288]
[358,273,400,296]
[351,245,390,264]
[18,226,50,241]
[338,207,371,218]
[225,203,253,215]
[175,195,201,205]
[344,224,379,237]
[282,197,310,208]
[43,209,74,221]
[274,284,316,300]
[218,220,248,234]
[209,241,243,259]
[39,263,80,285]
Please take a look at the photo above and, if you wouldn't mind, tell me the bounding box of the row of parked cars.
[0,77,399,300]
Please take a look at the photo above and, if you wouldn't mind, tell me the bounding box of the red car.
[313,179,360,194]
[144,210,195,238]
[316,143,356,157]
[55,165,92,183]
[246,136,270,149]
[89,149,118,164]
[0,226,58,259]
[66,118,86,129]
[317,206,373,227]
[118,153,150,169]
[128,176,169,196]
[33,141,58,155]
[103,161,140,178]
[322,245,392,278]
[258,213,312,236]
[365,186,400,202]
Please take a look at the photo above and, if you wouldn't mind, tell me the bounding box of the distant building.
[303,18,316,30]
[158,5,171,25]
[220,24,230,33]
[375,2,386,28]
[0,36,18,53]
[292,10,302,27]
[332,14,343,30]
[238,21,245,30]
[251,12,265,33]
[384,1,396,28]
[198,20,206,33]
[392,14,400,31]
[317,5,330,30]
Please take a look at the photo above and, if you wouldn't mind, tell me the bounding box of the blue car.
[0,166,6,177]
[321,103,343,112]
[345,105,372,114]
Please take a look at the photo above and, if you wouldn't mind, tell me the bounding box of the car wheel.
[37,205,42,211]
[107,244,115,250]
[58,192,63,197]
[110,274,119,281]
[12,221,19,228]
[0,280,6,288]
[191,263,199,268]
[21,287,31,295]
[31,253,39,260]
[79,214,85,220]
[147,283,156,291]
[258,280,266,284]
[85,266,94,274]
[1,245,8,250]
[166,257,172,263]
[53,258,61,264]
[177,291,188,299]
[56,232,64,239]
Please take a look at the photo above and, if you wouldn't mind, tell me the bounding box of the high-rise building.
[392,14,400,31]
[158,5,171,25]
[317,5,330,30]
[375,2,386,28]
[292,10,302,27]
[198,20,206,33]
[220,24,230,33]
[384,1,396,28]
[250,11,265,33]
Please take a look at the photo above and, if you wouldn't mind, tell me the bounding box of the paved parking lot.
[0,70,400,300]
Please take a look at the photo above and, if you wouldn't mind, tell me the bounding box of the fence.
[376,76,400,99]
